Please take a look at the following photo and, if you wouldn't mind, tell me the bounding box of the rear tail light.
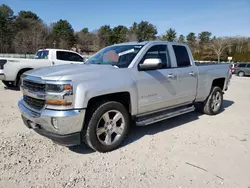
[0,60,7,69]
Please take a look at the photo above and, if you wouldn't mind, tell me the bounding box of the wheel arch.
[15,68,33,86]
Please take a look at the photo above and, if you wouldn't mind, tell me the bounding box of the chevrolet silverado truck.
[18,41,231,153]
[0,49,85,88]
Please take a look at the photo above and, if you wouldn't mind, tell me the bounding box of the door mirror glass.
[138,58,162,70]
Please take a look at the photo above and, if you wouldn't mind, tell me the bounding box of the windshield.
[85,45,144,68]
[34,50,49,59]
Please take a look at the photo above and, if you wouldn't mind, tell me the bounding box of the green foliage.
[0,3,250,61]
[162,28,177,42]
[0,4,15,52]
[178,35,185,43]
[81,28,89,34]
[15,10,41,31]
[198,31,212,44]
[51,19,75,49]
[112,25,128,44]
[17,10,40,20]
[136,21,157,42]
[186,32,196,43]
[98,25,113,48]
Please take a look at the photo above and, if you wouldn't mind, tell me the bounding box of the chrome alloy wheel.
[96,110,125,145]
[211,91,222,112]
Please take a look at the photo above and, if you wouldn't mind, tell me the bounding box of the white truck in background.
[0,49,85,88]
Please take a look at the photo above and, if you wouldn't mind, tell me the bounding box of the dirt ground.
[0,75,249,188]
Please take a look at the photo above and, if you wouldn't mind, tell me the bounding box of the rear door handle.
[189,72,196,76]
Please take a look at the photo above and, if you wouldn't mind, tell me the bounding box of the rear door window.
[173,45,191,67]
[238,63,246,67]
[57,51,83,62]
[247,64,250,68]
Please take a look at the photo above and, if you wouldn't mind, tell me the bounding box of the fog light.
[51,117,59,130]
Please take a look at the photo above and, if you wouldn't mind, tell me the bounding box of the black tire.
[83,101,130,153]
[238,71,245,77]
[2,81,14,88]
[203,86,223,115]
[17,76,22,88]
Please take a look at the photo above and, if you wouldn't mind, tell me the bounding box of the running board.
[136,105,195,126]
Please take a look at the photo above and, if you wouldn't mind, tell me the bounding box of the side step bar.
[136,105,195,126]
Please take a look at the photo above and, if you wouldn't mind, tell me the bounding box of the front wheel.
[238,71,245,77]
[83,101,130,153]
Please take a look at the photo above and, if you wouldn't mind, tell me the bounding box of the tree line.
[1,4,250,62]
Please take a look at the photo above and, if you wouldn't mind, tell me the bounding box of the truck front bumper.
[18,99,85,146]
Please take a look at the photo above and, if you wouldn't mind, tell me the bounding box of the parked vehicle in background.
[0,49,85,88]
[18,41,231,153]
[235,63,250,77]
[230,63,238,74]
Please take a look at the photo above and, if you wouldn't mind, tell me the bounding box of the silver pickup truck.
[18,41,231,152]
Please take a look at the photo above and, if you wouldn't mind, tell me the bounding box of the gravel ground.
[0,75,250,188]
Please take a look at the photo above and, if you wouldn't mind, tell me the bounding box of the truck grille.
[23,80,46,93]
[23,95,45,111]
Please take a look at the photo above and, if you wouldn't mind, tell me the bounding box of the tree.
[112,25,128,44]
[81,28,89,34]
[186,32,197,53]
[14,21,49,53]
[198,31,212,60]
[186,32,196,45]
[0,4,15,53]
[128,22,138,41]
[15,10,41,30]
[208,37,232,62]
[51,19,75,49]
[163,28,177,42]
[76,29,97,54]
[178,34,185,43]
[136,21,157,42]
[98,25,113,48]
[198,31,212,45]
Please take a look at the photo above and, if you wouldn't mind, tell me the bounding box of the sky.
[2,0,250,37]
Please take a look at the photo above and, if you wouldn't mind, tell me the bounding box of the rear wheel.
[203,86,223,115]
[83,101,130,153]
[238,71,245,77]
[195,86,223,115]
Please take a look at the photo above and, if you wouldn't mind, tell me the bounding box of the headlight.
[45,81,73,107]
[46,83,72,93]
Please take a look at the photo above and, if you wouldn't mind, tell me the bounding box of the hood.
[25,64,117,81]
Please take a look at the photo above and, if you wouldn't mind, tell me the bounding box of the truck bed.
[195,63,231,102]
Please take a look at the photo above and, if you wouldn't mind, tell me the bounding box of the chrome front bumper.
[18,99,86,144]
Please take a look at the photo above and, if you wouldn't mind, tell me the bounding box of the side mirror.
[138,58,162,71]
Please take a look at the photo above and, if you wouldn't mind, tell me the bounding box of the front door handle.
[189,72,196,76]
[167,73,176,78]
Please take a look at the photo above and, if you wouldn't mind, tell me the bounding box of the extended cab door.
[170,44,198,104]
[53,51,84,65]
[246,64,250,75]
[136,44,180,114]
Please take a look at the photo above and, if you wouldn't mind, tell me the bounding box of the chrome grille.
[23,95,45,111]
[23,80,46,93]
